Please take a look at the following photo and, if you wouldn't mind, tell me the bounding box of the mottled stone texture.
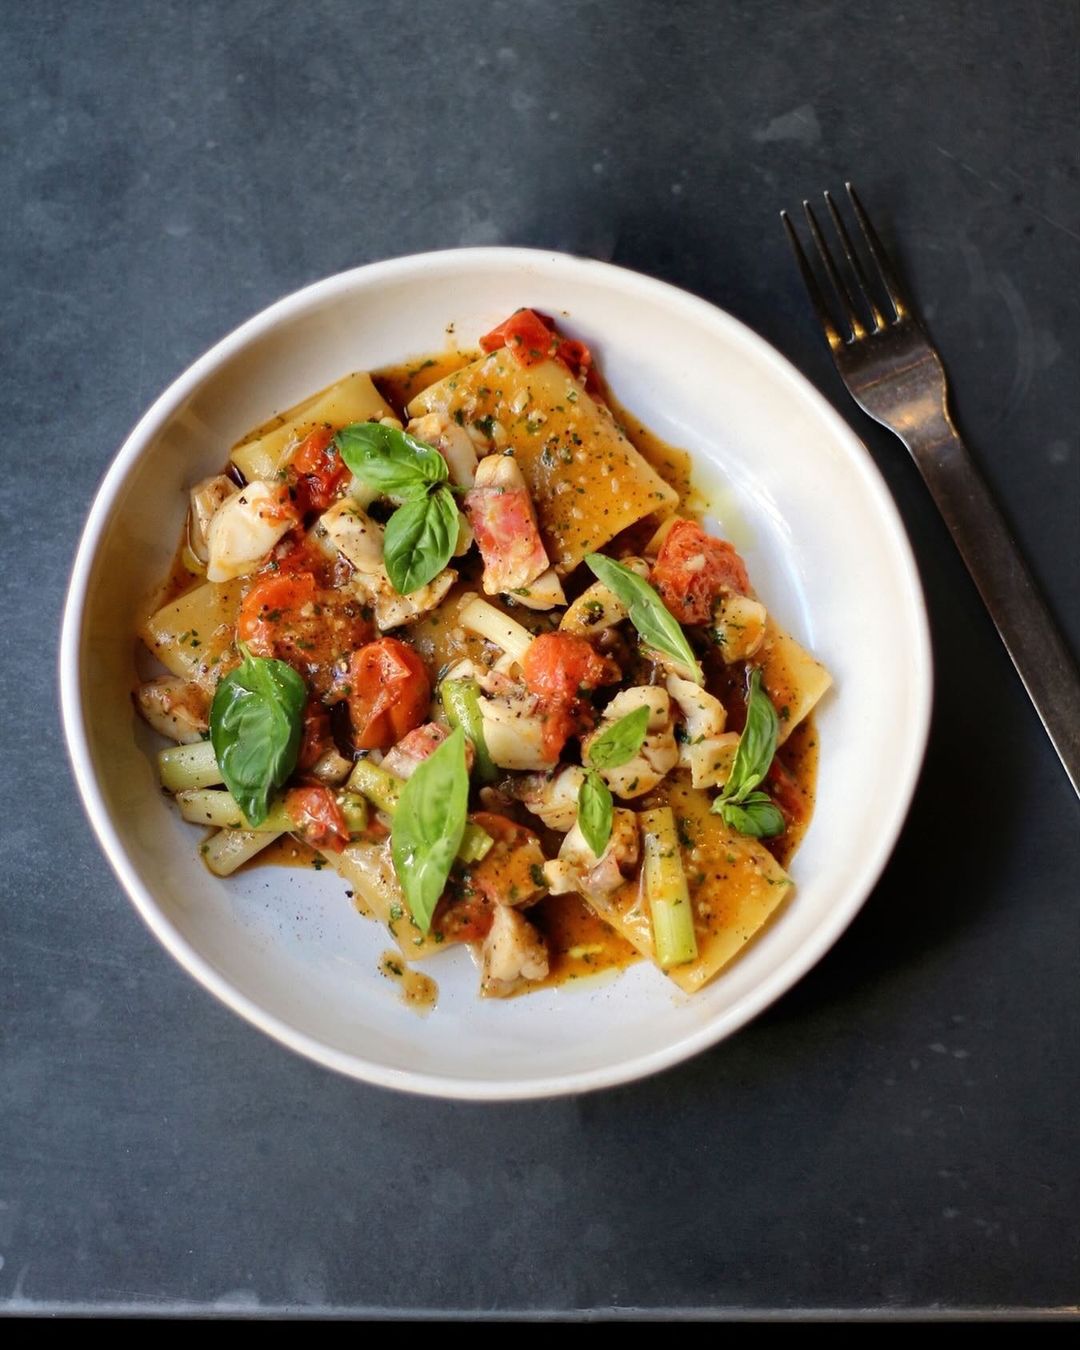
[2,0,1077,1319]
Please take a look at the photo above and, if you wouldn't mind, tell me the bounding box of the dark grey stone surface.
[2,0,1078,1319]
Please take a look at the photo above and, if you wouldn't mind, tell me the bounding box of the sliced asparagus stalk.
[440,677,497,783]
[640,806,698,969]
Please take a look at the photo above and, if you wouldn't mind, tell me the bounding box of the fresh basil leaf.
[717,792,785,839]
[587,705,650,771]
[209,650,305,826]
[391,726,469,933]
[724,667,779,801]
[383,484,458,594]
[584,553,703,685]
[710,669,784,836]
[578,768,613,858]
[335,421,447,499]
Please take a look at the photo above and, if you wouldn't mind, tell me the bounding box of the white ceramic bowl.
[60,249,931,1099]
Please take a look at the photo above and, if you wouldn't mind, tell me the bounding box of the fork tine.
[802,199,866,341]
[823,190,887,332]
[781,209,843,352]
[846,182,908,321]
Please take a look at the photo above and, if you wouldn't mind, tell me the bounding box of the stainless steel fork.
[783,184,1080,798]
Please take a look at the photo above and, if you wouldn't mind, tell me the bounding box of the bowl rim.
[59,246,933,1100]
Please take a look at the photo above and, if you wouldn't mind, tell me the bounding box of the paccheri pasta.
[136,309,831,1002]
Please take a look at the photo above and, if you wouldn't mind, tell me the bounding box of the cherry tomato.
[650,520,751,625]
[522,632,618,759]
[238,572,317,654]
[290,425,348,514]
[479,308,595,385]
[346,637,431,751]
[480,308,558,365]
[522,632,617,704]
[237,571,371,693]
[285,786,349,852]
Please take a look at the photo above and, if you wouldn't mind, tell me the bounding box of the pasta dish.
[135,309,831,1002]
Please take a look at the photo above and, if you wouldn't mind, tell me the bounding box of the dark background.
[3,0,1078,1319]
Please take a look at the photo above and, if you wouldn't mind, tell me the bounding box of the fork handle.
[906,408,1080,797]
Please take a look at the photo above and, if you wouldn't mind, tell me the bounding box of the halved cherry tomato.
[522,632,618,705]
[238,572,318,653]
[290,425,335,477]
[522,632,618,759]
[285,786,349,852]
[346,637,431,751]
[479,308,595,386]
[434,814,546,942]
[650,520,751,626]
[289,425,348,514]
[238,571,371,692]
[480,308,558,365]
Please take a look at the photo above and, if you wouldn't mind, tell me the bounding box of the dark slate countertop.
[3,0,1077,1320]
